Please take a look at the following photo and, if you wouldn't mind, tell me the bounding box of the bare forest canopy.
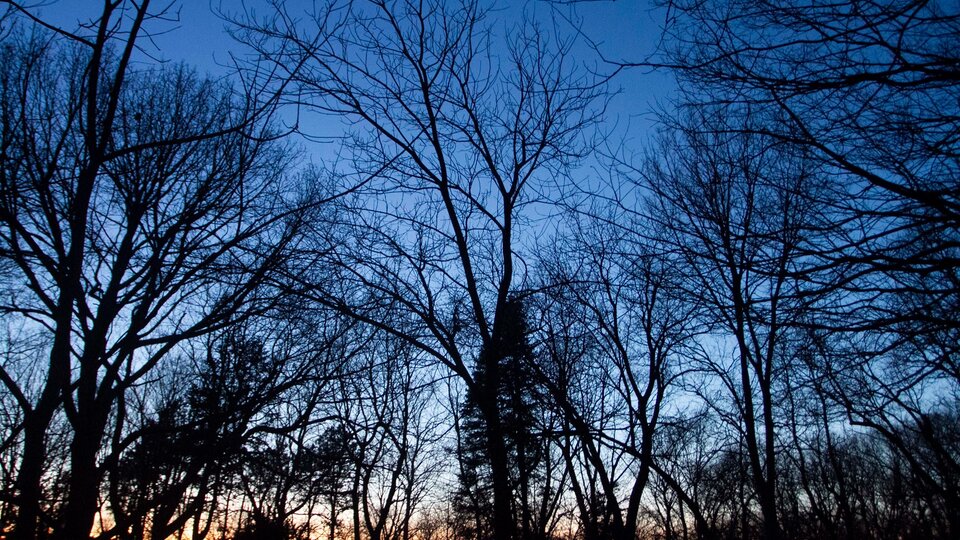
[0,1,957,540]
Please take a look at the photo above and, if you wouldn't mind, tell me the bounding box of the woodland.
[0,1,957,539]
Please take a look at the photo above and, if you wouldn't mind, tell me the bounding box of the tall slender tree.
[453,297,555,540]
[651,1,960,534]
[0,3,306,537]
[639,110,827,540]
[237,2,603,537]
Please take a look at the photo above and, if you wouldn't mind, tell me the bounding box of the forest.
[0,0,957,539]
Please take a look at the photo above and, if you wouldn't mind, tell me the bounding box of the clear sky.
[31,0,672,141]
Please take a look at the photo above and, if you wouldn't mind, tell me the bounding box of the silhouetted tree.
[536,214,700,540]
[332,332,446,540]
[236,2,603,538]
[651,3,960,531]
[311,425,353,540]
[636,109,828,540]
[104,327,335,540]
[453,297,555,540]
[0,2,308,537]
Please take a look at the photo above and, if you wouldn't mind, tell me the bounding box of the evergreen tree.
[452,297,549,540]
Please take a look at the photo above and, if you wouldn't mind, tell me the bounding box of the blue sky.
[24,0,675,244]
[34,0,672,136]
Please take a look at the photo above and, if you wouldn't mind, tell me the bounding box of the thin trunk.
[351,462,362,540]
[482,396,515,540]
[329,494,337,540]
[759,380,780,540]
[732,273,779,540]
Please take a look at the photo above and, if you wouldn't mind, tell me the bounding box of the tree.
[535,213,700,540]
[453,297,560,540]
[0,2,307,537]
[101,311,352,540]
[655,0,960,241]
[311,424,353,540]
[635,109,828,540]
[333,331,443,540]
[236,2,603,538]
[654,2,960,534]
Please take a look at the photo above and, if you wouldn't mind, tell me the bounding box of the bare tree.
[535,211,700,540]
[635,109,829,540]
[101,310,350,540]
[0,2,309,537]
[656,0,959,232]
[236,1,603,538]
[651,2,960,534]
[332,332,444,540]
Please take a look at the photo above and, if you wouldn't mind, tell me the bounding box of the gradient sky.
[24,0,673,185]
[34,0,671,131]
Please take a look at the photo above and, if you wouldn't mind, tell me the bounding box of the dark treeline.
[0,1,956,540]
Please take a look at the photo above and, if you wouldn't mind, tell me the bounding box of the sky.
[30,0,673,144]
[16,0,677,258]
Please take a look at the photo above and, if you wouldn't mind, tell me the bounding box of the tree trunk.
[481,394,516,540]
[475,341,515,540]
[12,410,54,540]
[12,341,71,540]
[57,405,109,540]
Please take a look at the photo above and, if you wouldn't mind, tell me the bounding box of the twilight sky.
[31,0,673,176]
[35,0,671,137]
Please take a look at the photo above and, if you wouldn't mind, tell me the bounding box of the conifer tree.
[452,298,549,540]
